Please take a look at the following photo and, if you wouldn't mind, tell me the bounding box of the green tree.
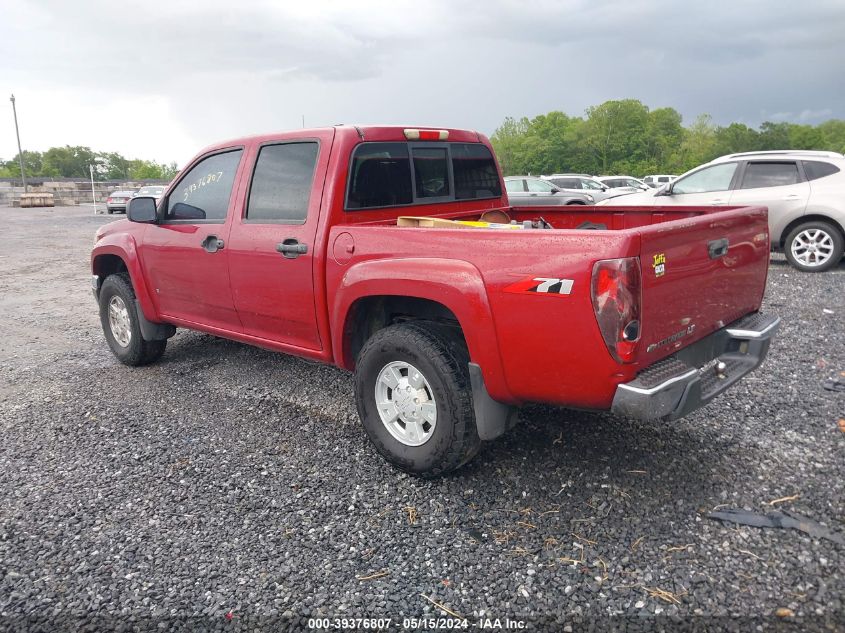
[675,114,717,171]
[162,161,179,181]
[127,159,171,180]
[818,120,845,153]
[490,116,530,175]
[583,99,650,174]
[96,152,131,180]
[41,145,97,178]
[712,123,760,157]
[787,124,824,150]
[639,107,684,174]
[757,122,792,150]
[3,150,44,178]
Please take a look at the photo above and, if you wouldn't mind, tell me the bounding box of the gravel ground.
[1,206,843,632]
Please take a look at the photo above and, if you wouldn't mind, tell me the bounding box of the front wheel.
[99,273,167,365]
[784,221,843,272]
[354,322,481,477]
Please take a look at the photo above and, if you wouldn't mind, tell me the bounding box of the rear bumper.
[611,313,780,421]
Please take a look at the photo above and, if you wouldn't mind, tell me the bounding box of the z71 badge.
[504,277,574,295]
[652,253,666,277]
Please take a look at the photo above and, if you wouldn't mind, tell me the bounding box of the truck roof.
[197,125,487,156]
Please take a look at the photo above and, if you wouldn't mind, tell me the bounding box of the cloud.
[1,0,844,164]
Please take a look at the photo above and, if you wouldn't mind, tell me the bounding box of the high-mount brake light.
[403,129,449,141]
[591,257,642,363]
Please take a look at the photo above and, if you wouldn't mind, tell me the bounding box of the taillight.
[591,257,642,363]
[107,197,113,203]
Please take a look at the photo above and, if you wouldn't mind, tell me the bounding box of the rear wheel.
[784,221,843,272]
[354,322,480,477]
[99,273,167,365]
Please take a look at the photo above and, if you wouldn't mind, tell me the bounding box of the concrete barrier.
[20,193,55,208]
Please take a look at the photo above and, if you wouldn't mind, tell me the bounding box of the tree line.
[490,99,845,177]
[0,145,178,181]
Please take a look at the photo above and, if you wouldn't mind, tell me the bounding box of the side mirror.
[655,183,672,196]
[128,196,158,223]
[550,187,560,194]
[601,185,608,191]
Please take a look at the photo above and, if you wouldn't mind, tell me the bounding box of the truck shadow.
[162,331,735,513]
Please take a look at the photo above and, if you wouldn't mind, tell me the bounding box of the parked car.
[598,150,845,271]
[105,190,136,214]
[91,125,778,476]
[133,185,166,201]
[597,176,650,192]
[540,174,623,203]
[642,175,677,188]
[504,176,593,205]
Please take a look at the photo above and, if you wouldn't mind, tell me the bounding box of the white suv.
[599,151,845,272]
[642,174,677,188]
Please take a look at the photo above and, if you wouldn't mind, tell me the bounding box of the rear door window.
[247,142,319,223]
[740,162,801,189]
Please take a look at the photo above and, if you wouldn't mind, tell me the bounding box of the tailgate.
[635,205,770,366]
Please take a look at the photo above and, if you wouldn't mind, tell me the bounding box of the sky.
[2,0,844,167]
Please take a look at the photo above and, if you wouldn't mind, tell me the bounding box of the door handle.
[708,237,729,259]
[710,199,727,205]
[782,194,801,200]
[276,238,308,259]
[201,235,224,253]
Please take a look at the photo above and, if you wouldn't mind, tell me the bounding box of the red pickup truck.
[92,125,779,476]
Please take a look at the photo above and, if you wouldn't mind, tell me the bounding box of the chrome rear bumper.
[611,313,780,421]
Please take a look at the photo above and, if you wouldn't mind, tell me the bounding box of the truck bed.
[329,204,771,409]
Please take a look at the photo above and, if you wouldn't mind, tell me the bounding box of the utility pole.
[10,94,27,192]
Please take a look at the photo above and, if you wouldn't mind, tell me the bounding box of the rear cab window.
[345,142,501,210]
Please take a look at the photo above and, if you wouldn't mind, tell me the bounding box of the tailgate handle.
[708,238,729,259]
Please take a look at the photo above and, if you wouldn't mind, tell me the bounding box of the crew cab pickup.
[92,125,779,476]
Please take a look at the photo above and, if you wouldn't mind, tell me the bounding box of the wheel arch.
[332,258,515,404]
[92,240,159,322]
[779,214,845,249]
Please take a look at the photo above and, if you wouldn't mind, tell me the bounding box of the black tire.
[99,273,167,366]
[354,322,481,477]
[784,221,844,272]
[566,201,586,205]
[107,209,113,215]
